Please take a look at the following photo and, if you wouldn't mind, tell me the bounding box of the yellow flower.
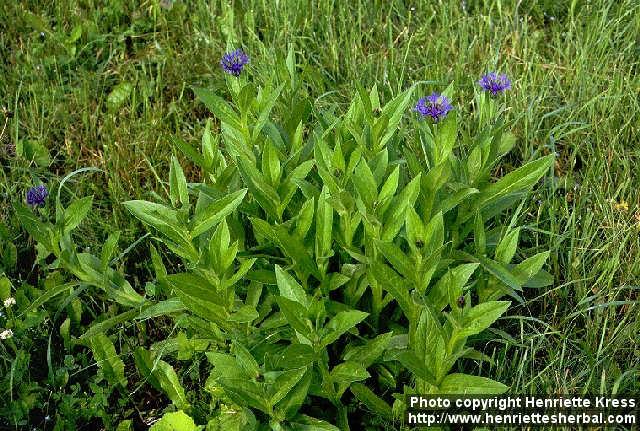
[614,200,629,212]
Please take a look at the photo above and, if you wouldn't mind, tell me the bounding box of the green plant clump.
[4,49,553,430]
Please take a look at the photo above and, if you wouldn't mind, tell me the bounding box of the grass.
[1,0,640,426]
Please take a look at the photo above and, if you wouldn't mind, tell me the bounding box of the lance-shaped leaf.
[315,186,333,273]
[149,411,200,431]
[352,159,377,209]
[276,296,314,337]
[237,157,281,219]
[350,383,393,419]
[381,174,421,241]
[376,85,415,150]
[426,263,479,311]
[320,310,369,348]
[15,203,55,250]
[272,224,321,281]
[190,188,247,237]
[343,331,393,368]
[438,373,508,394]
[169,156,189,208]
[452,300,511,344]
[123,200,196,259]
[134,348,190,410]
[371,262,416,322]
[192,87,243,132]
[87,333,127,388]
[472,154,553,216]
[495,227,520,264]
[275,265,309,309]
[396,350,437,385]
[166,273,230,325]
[375,239,414,281]
[267,367,307,407]
[62,196,93,234]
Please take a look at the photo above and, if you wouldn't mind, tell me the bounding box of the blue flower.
[478,72,511,95]
[415,92,453,122]
[26,184,48,207]
[220,49,249,76]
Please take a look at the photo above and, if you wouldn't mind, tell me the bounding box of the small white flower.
[3,297,16,308]
[0,329,13,339]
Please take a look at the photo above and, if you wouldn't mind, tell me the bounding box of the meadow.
[1,0,639,429]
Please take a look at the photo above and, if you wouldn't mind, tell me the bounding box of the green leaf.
[473,155,553,215]
[272,224,321,281]
[116,420,133,431]
[101,230,120,269]
[434,111,457,164]
[288,415,340,431]
[88,333,127,387]
[352,159,377,209]
[123,200,196,260]
[456,301,511,339]
[192,87,243,131]
[262,141,282,186]
[107,82,133,112]
[321,310,369,348]
[80,309,138,340]
[330,361,370,386]
[191,188,247,237]
[229,305,259,323]
[19,282,76,317]
[477,255,523,292]
[0,276,11,300]
[15,203,54,250]
[371,262,415,322]
[237,157,281,219]
[495,227,520,264]
[218,378,269,413]
[474,212,486,256]
[275,265,309,309]
[377,86,415,150]
[134,348,190,410]
[268,367,307,406]
[426,263,479,311]
[169,156,189,208]
[62,196,93,234]
[149,411,201,431]
[166,273,229,325]
[253,83,285,142]
[396,350,436,385]
[137,298,185,320]
[232,341,261,378]
[315,187,333,274]
[512,251,550,285]
[343,332,393,368]
[375,240,413,280]
[172,136,207,170]
[381,174,421,241]
[274,371,312,421]
[350,383,393,419]
[276,296,313,337]
[438,373,508,394]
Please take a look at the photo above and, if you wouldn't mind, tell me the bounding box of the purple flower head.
[220,49,249,76]
[478,72,511,96]
[414,92,453,122]
[26,184,48,207]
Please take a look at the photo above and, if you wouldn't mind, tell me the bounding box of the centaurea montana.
[220,49,250,76]
[26,184,48,207]
[478,72,511,96]
[414,92,453,122]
